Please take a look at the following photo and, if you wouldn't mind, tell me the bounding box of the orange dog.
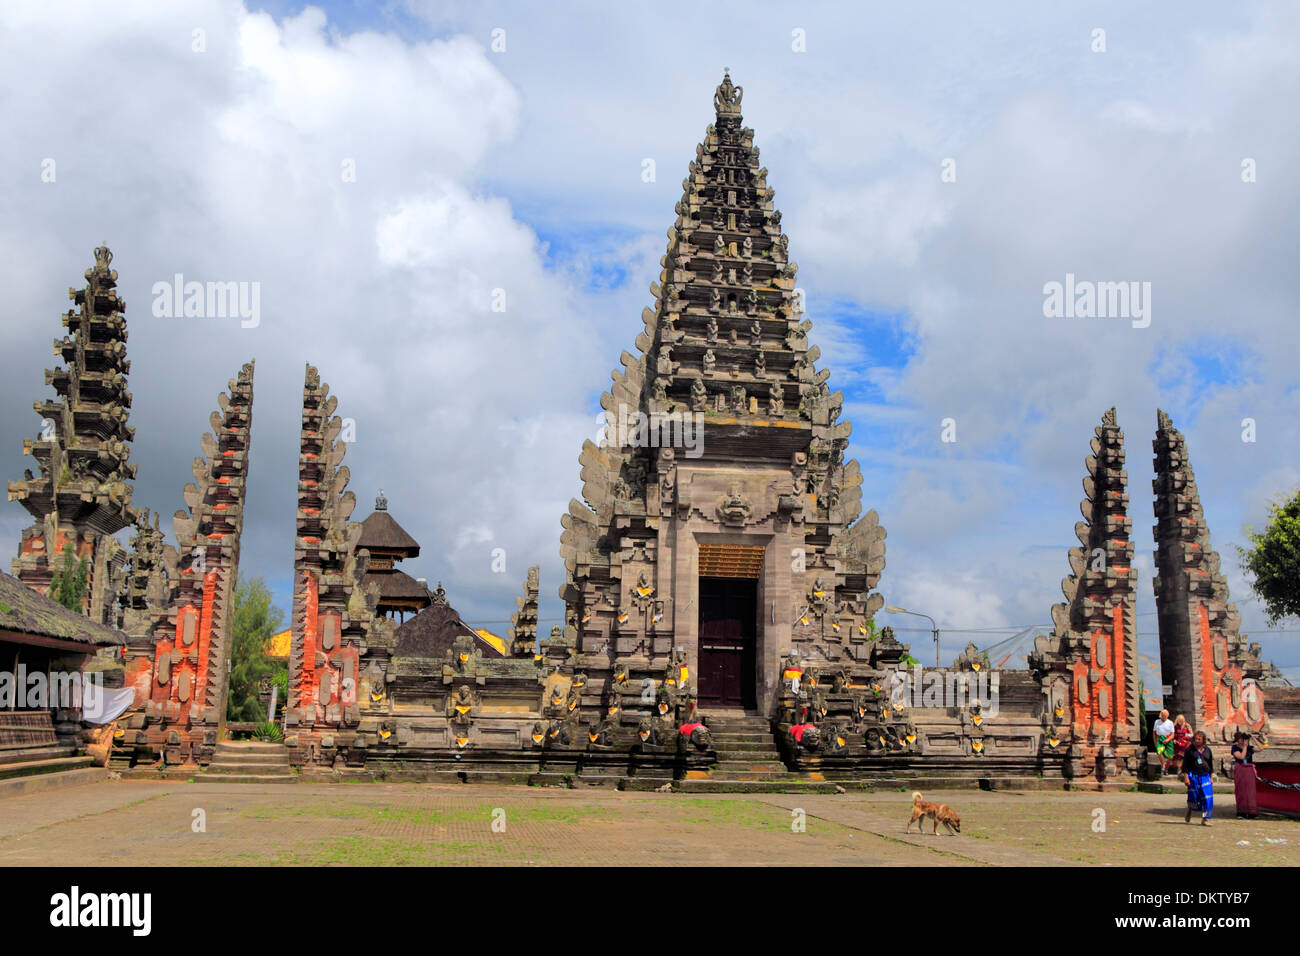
[905,791,961,835]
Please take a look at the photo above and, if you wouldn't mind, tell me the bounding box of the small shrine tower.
[357,491,433,622]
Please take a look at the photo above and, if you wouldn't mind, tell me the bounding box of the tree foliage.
[226,576,285,723]
[50,542,89,613]
[1239,487,1300,626]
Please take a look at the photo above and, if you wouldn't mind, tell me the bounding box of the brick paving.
[0,780,1295,866]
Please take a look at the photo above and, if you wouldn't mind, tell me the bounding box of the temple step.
[0,745,78,766]
[704,714,788,775]
[673,778,842,794]
[0,754,95,781]
[714,762,789,773]
[0,710,60,752]
[206,741,293,780]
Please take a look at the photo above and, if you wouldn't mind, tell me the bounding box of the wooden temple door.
[697,577,757,710]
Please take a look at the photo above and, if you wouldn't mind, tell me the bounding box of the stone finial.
[714,70,742,116]
[375,488,387,511]
[92,243,113,272]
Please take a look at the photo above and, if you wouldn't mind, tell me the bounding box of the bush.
[255,721,284,743]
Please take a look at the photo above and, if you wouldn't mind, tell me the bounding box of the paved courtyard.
[0,780,1296,866]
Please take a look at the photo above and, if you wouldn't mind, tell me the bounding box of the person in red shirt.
[1172,714,1192,764]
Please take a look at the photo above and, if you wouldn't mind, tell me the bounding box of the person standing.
[1231,731,1259,820]
[1180,730,1215,826]
[1172,714,1192,766]
[1153,709,1175,774]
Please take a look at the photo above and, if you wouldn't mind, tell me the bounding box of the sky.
[1,1,1297,683]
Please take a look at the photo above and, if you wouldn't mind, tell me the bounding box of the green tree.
[1239,488,1300,625]
[226,576,285,723]
[50,541,89,613]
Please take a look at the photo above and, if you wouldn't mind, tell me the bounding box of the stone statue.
[656,346,674,377]
[768,383,784,416]
[730,385,747,413]
[690,378,708,411]
[703,349,716,373]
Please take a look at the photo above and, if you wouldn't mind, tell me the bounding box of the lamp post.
[885,605,940,668]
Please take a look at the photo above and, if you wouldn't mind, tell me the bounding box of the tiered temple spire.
[644,69,813,422]
[124,361,255,762]
[509,565,540,656]
[117,507,175,657]
[7,244,138,625]
[288,363,390,736]
[1153,409,1268,743]
[1030,409,1141,779]
[560,73,885,718]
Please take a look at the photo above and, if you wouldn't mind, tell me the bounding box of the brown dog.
[906,791,961,835]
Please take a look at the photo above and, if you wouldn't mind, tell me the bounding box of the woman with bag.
[1231,731,1259,819]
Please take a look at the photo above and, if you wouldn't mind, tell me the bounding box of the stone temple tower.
[7,244,138,626]
[1152,409,1268,744]
[559,73,887,718]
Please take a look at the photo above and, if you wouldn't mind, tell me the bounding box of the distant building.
[356,492,434,623]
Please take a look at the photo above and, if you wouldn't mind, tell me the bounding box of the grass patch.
[673,798,813,831]
[208,835,521,867]
[238,801,613,826]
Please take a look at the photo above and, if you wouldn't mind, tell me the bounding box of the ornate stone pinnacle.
[375,488,387,511]
[714,71,742,116]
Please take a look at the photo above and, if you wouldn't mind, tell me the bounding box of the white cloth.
[82,686,136,725]
[1154,718,1175,738]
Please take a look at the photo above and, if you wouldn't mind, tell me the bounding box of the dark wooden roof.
[0,570,126,647]
[393,601,504,659]
[363,569,432,602]
[357,510,420,556]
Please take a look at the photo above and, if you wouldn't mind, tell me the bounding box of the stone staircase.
[0,710,101,793]
[204,741,296,783]
[672,714,837,793]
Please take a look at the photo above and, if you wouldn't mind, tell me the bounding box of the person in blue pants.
[1180,730,1215,826]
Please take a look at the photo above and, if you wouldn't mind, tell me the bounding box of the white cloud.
[1,2,1297,678]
